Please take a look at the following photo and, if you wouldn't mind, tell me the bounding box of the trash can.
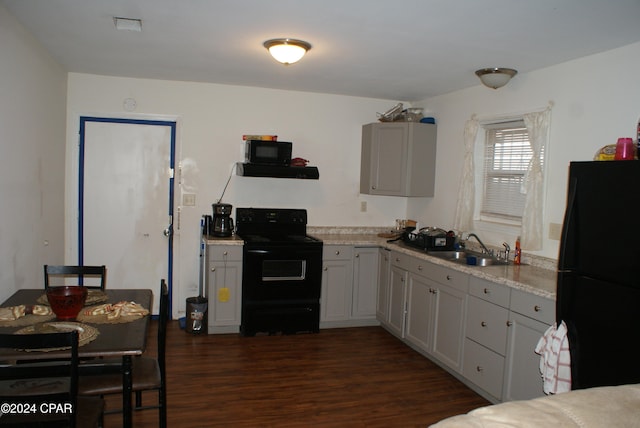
[185,296,208,334]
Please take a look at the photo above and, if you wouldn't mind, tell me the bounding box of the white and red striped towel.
[535,321,571,394]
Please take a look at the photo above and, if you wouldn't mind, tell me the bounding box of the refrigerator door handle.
[558,177,577,270]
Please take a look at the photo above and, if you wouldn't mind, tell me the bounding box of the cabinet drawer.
[466,296,509,355]
[208,245,243,261]
[390,251,412,271]
[510,289,554,325]
[322,245,354,261]
[428,263,469,293]
[463,338,505,400]
[469,277,511,307]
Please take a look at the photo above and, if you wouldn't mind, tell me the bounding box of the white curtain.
[521,108,551,250]
[453,116,479,233]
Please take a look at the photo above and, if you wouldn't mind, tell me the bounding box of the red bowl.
[46,286,88,320]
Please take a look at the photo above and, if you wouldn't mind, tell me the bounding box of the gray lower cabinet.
[321,245,379,327]
[386,251,468,374]
[387,255,409,338]
[352,247,379,320]
[463,276,553,403]
[321,245,354,323]
[503,289,554,401]
[376,248,391,323]
[206,245,243,334]
[405,259,468,373]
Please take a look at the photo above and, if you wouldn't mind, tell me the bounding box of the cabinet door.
[431,283,467,372]
[405,272,434,353]
[387,265,407,338]
[208,260,242,329]
[376,248,391,322]
[361,123,408,196]
[352,247,379,319]
[503,312,549,402]
[321,260,353,322]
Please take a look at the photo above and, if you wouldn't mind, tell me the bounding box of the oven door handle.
[246,249,270,254]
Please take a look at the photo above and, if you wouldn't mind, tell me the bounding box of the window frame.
[474,119,544,228]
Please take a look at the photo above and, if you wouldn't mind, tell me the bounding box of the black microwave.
[245,140,292,165]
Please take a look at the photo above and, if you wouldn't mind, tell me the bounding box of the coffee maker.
[212,203,234,237]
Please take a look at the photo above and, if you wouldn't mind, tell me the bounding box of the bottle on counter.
[514,236,522,265]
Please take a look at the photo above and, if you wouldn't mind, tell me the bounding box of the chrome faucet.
[465,233,493,256]
[501,242,511,261]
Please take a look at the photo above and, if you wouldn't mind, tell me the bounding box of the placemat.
[0,313,56,328]
[77,303,149,324]
[14,321,99,350]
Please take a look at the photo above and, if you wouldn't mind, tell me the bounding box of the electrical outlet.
[183,193,196,206]
[360,201,367,212]
[548,222,562,240]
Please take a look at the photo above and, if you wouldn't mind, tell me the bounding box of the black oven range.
[235,208,323,336]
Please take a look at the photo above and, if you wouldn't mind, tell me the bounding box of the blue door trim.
[78,116,176,316]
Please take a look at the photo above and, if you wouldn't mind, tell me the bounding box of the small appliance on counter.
[212,203,234,237]
[402,227,456,252]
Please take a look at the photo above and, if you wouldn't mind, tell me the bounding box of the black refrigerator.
[557,161,640,390]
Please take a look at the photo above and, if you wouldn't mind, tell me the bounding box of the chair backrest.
[44,265,106,290]
[0,331,80,427]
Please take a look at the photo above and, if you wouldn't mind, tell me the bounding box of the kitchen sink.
[427,250,509,267]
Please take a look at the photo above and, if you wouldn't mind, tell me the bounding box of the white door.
[79,117,175,315]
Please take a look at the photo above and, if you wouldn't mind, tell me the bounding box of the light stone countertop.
[205,227,557,300]
[311,230,557,300]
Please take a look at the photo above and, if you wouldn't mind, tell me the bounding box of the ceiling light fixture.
[475,68,518,89]
[114,17,142,32]
[263,38,311,65]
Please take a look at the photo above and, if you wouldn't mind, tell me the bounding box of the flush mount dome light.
[475,68,518,89]
[263,38,311,65]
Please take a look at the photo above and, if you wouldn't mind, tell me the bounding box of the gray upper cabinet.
[360,122,437,197]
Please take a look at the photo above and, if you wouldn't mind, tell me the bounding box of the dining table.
[0,288,153,428]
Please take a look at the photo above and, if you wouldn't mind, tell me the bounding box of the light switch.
[183,193,196,206]
[360,201,367,212]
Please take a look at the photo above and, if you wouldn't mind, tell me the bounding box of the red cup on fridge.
[614,138,634,160]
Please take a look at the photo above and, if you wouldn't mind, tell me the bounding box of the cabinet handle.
[446,275,452,280]
[506,321,513,327]
[210,267,216,272]
[400,277,404,282]
[476,366,483,372]
[395,258,400,262]
[481,321,487,327]
[223,251,228,256]
[356,254,360,258]
[483,288,490,294]
[372,186,376,190]
[335,250,340,255]
[324,267,328,271]
[534,305,541,312]
[418,265,422,270]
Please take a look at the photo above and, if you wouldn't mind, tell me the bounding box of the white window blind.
[481,120,541,222]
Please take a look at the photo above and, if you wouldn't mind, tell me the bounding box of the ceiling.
[4,0,640,101]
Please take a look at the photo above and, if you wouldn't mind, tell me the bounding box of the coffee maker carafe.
[212,203,234,237]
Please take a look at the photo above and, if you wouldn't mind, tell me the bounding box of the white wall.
[65,74,405,314]
[410,41,640,260]
[0,5,67,301]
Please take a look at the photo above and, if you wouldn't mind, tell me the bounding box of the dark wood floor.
[104,321,489,427]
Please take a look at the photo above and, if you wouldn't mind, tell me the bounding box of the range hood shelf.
[236,162,319,179]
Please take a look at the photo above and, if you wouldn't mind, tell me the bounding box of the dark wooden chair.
[0,331,104,427]
[79,279,168,427]
[44,265,107,290]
